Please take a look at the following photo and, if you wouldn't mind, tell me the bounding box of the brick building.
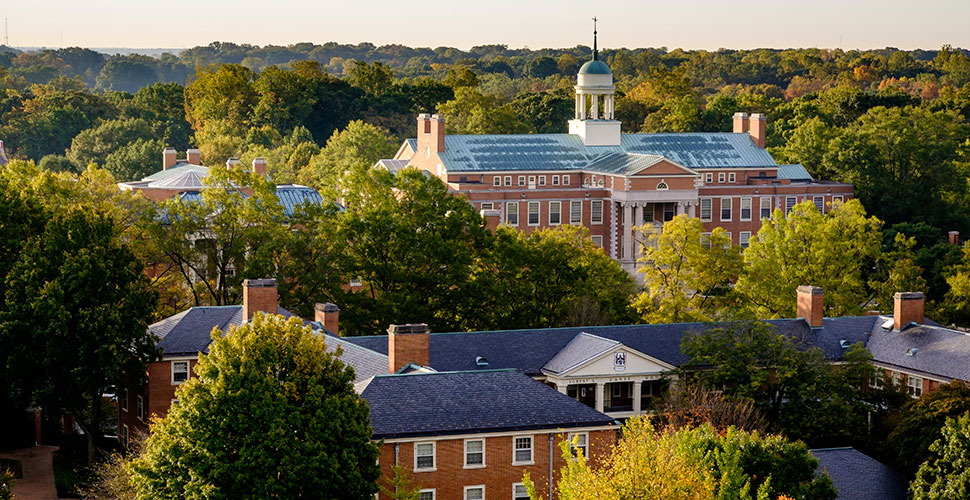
[378,34,853,275]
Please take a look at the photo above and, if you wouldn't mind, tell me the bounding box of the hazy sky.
[5,0,969,51]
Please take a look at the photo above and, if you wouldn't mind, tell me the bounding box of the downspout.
[394,443,400,497]
[549,434,555,500]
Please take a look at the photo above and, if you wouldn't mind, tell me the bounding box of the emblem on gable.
[614,351,626,372]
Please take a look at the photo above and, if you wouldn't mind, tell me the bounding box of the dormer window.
[656,180,668,190]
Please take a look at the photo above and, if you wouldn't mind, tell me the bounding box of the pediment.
[629,158,697,177]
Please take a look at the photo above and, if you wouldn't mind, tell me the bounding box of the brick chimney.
[226,157,242,169]
[388,323,430,373]
[417,113,432,135]
[732,112,749,133]
[252,157,268,178]
[429,114,446,153]
[893,292,925,330]
[796,285,824,328]
[749,113,766,148]
[242,278,278,321]
[314,302,340,335]
[186,148,201,165]
[163,147,177,170]
[949,231,960,245]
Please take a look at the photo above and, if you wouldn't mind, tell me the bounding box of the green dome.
[578,59,612,75]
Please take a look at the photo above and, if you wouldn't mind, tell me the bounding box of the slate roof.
[322,335,388,383]
[429,132,777,173]
[867,321,970,381]
[777,164,813,181]
[359,370,617,439]
[151,305,304,357]
[375,158,410,173]
[543,333,619,374]
[812,448,907,500]
[344,317,879,376]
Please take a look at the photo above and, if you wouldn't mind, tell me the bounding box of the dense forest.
[1,40,970,323]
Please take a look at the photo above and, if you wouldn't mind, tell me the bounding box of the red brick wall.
[376,428,616,500]
[121,358,198,437]
[389,332,430,373]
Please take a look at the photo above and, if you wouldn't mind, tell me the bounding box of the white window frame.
[122,388,129,411]
[705,172,713,183]
[538,175,546,186]
[549,201,561,225]
[419,490,436,500]
[700,198,712,222]
[136,395,144,421]
[414,441,436,472]
[720,198,732,222]
[568,432,588,459]
[740,197,752,221]
[518,176,525,186]
[464,485,485,500]
[907,375,923,397]
[760,197,772,219]
[785,196,797,215]
[591,235,603,248]
[701,232,712,248]
[513,483,530,500]
[493,176,501,187]
[172,360,189,384]
[718,172,726,183]
[832,195,844,204]
[527,201,540,226]
[739,231,751,249]
[552,175,559,186]
[656,181,668,190]
[122,424,129,447]
[570,201,582,224]
[504,176,512,186]
[562,175,570,185]
[528,176,536,189]
[728,172,736,183]
[464,438,486,468]
[590,200,603,225]
[480,202,494,211]
[814,195,824,213]
[506,202,519,226]
[513,436,534,465]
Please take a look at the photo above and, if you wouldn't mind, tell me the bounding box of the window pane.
[528,202,540,225]
[700,199,712,221]
[514,485,529,500]
[506,203,518,225]
[570,202,582,224]
[550,202,561,224]
[591,201,603,223]
[720,199,731,221]
[465,488,483,500]
[760,197,772,219]
[814,196,824,213]
[420,492,435,500]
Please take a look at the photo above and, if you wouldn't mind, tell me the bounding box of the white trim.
[739,231,751,249]
[740,197,752,221]
[591,235,603,248]
[512,435,534,465]
[728,172,736,183]
[705,173,713,183]
[122,424,129,447]
[464,438,486,468]
[513,483,530,500]
[414,441,436,472]
[567,432,588,459]
[464,485,485,500]
[549,201,562,225]
[562,175,570,185]
[517,176,525,186]
[419,489,436,500]
[538,175,546,186]
[122,388,129,412]
[506,202,519,226]
[570,201,583,225]
[136,395,144,421]
[504,176,512,187]
[527,201,541,226]
[171,360,189,384]
[720,197,732,222]
[760,197,772,219]
[493,176,501,187]
[547,338,678,376]
[700,198,712,222]
[718,172,726,183]
[590,200,603,225]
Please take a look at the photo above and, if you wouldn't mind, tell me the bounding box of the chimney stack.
[417,113,432,135]
[796,285,824,328]
[226,157,242,169]
[314,302,340,335]
[388,323,430,373]
[749,113,767,148]
[949,231,960,245]
[893,292,925,330]
[252,157,268,178]
[163,147,177,170]
[242,278,278,321]
[430,114,446,153]
[732,112,749,134]
[186,148,201,165]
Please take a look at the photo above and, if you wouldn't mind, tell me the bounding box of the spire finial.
[592,17,598,61]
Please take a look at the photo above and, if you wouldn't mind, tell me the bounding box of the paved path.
[0,446,60,500]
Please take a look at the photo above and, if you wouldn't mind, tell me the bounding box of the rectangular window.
[590,201,603,224]
[718,172,726,183]
[591,235,603,248]
[701,232,712,248]
[465,439,485,467]
[549,201,561,225]
[833,195,844,204]
[643,203,655,223]
[552,175,559,186]
[740,231,751,248]
[419,490,435,500]
[122,424,129,448]
[514,436,533,464]
[740,198,752,221]
[349,277,363,287]
[760,197,772,219]
[785,196,797,215]
[663,203,675,222]
[527,202,540,226]
[493,176,501,186]
[814,196,824,213]
[136,395,144,421]
[504,176,512,186]
[568,432,588,458]
[908,376,923,397]
[700,198,713,222]
[728,172,736,183]
[122,389,129,411]
[528,176,536,188]
[720,198,732,221]
[562,175,570,185]
[538,176,546,186]
[415,442,435,471]
[705,173,713,183]
[518,176,525,186]
[172,361,189,384]
[570,201,582,224]
[464,486,484,500]
[480,202,493,211]
[506,202,519,225]
[513,484,529,500]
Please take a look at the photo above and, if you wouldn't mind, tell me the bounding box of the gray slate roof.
[359,370,616,439]
[812,448,907,500]
[543,333,619,374]
[431,132,777,173]
[151,305,304,357]
[867,322,970,381]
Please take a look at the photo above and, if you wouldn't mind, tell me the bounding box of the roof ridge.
[373,368,519,379]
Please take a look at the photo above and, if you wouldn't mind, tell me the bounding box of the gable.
[562,344,675,377]
[629,158,697,177]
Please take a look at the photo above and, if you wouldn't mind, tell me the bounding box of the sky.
[4,0,970,51]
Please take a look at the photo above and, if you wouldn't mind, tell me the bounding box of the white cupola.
[568,18,621,146]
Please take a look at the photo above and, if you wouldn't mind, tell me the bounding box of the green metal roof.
[433,132,777,172]
[584,152,666,175]
[579,59,612,75]
[777,164,813,181]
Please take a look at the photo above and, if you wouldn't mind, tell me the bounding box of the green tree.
[524,56,559,78]
[95,55,161,93]
[510,91,573,133]
[940,243,970,327]
[869,232,928,314]
[887,381,970,474]
[127,314,379,500]
[0,468,13,500]
[103,137,168,182]
[735,199,882,318]
[66,117,155,169]
[437,87,531,135]
[0,209,158,461]
[911,413,970,499]
[126,82,192,151]
[251,65,316,133]
[634,215,742,323]
[299,120,398,189]
[184,64,257,133]
[348,61,394,96]
[0,88,117,160]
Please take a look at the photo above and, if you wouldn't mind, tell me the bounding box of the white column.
[595,382,605,413]
[632,380,642,413]
[633,204,642,261]
[574,94,581,119]
[622,202,633,261]
[580,94,587,119]
[591,94,599,120]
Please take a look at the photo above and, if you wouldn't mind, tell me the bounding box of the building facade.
[379,40,853,275]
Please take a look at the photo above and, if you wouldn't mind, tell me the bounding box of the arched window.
[657,180,669,190]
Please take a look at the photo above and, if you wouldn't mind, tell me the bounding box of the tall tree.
[887,381,970,474]
[911,413,970,500]
[299,120,398,190]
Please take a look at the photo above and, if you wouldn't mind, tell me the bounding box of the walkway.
[0,446,59,500]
